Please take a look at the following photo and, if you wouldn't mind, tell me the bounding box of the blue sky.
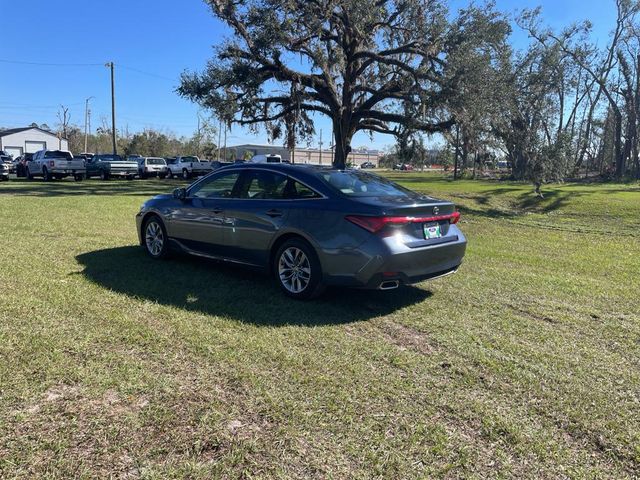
[0,0,617,151]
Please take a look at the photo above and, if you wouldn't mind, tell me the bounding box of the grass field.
[0,173,639,479]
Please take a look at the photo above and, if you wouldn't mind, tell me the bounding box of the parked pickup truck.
[0,161,9,181]
[85,154,138,180]
[27,150,86,181]
[165,156,213,179]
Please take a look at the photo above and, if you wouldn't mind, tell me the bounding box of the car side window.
[284,179,321,199]
[239,171,289,199]
[190,172,241,199]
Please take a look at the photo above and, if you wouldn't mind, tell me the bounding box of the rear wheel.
[182,169,190,180]
[74,174,84,181]
[143,215,170,259]
[43,167,51,182]
[274,238,325,300]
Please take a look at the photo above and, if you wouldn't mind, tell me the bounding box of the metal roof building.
[0,127,68,159]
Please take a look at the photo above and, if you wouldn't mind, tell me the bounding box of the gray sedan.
[136,163,466,299]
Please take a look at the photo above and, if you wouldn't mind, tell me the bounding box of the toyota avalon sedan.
[136,163,466,299]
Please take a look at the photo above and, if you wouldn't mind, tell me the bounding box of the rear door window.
[239,171,289,199]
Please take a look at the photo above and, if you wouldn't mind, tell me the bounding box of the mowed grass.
[0,173,639,479]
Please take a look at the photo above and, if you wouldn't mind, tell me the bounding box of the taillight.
[346,212,461,233]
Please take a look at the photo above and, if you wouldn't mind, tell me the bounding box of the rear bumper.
[321,226,467,289]
[51,168,86,175]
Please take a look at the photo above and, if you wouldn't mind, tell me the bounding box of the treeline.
[40,121,219,159]
[407,1,640,182]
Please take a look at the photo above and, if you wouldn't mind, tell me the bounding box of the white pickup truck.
[165,156,213,179]
[27,149,86,181]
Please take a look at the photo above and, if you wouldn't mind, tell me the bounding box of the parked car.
[137,157,168,179]
[14,153,33,177]
[165,155,213,179]
[0,161,9,181]
[393,163,414,171]
[27,150,86,181]
[85,154,138,180]
[250,154,283,163]
[136,163,466,299]
[0,155,13,174]
[360,161,376,169]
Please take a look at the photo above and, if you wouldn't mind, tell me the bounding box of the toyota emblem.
[433,206,440,215]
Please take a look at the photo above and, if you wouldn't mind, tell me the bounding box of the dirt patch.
[377,320,437,355]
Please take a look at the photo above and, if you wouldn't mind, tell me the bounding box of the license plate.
[423,222,442,239]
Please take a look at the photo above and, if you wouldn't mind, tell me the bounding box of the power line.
[0,59,103,67]
[0,59,176,82]
[119,65,176,82]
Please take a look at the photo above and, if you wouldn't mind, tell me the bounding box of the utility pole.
[330,131,335,165]
[217,119,222,161]
[454,124,460,180]
[84,96,94,153]
[105,62,117,155]
[223,124,227,161]
[319,129,322,165]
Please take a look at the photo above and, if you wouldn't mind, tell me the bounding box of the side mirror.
[173,187,187,200]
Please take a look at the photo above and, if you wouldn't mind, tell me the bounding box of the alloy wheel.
[145,221,164,257]
[278,247,311,294]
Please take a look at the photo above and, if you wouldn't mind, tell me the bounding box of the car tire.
[182,169,190,180]
[74,174,84,181]
[159,174,166,179]
[43,167,51,182]
[143,215,170,259]
[167,169,174,179]
[100,170,109,181]
[26,168,33,180]
[274,238,325,300]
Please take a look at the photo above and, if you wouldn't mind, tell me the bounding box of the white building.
[0,127,68,159]
[228,143,381,167]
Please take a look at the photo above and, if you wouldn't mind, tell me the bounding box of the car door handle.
[266,209,283,218]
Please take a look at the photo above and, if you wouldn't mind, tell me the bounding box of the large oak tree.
[179,0,509,168]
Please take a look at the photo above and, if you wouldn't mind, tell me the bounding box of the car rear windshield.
[44,150,73,160]
[147,158,165,165]
[182,156,199,162]
[317,170,414,197]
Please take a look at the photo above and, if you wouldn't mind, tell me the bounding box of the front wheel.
[100,170,109,181]
[143,215,170,259]
[182,169,190,180]
[74,174,84,182]
[274,238,325,300]
[167,169,174,179]
[26,168,33,181]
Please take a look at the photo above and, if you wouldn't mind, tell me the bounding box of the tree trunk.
[332,118,354,170]
[614,112,624,177]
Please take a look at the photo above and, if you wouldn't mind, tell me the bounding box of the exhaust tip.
[379,280,400,290]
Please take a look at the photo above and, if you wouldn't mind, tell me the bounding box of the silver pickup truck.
[165,156,213,179]
[27,150,86,181]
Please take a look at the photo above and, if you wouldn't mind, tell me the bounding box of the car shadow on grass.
[0,178,187,197]
[75,246,432,326]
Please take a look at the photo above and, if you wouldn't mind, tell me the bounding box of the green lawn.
[0,174,639,479]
